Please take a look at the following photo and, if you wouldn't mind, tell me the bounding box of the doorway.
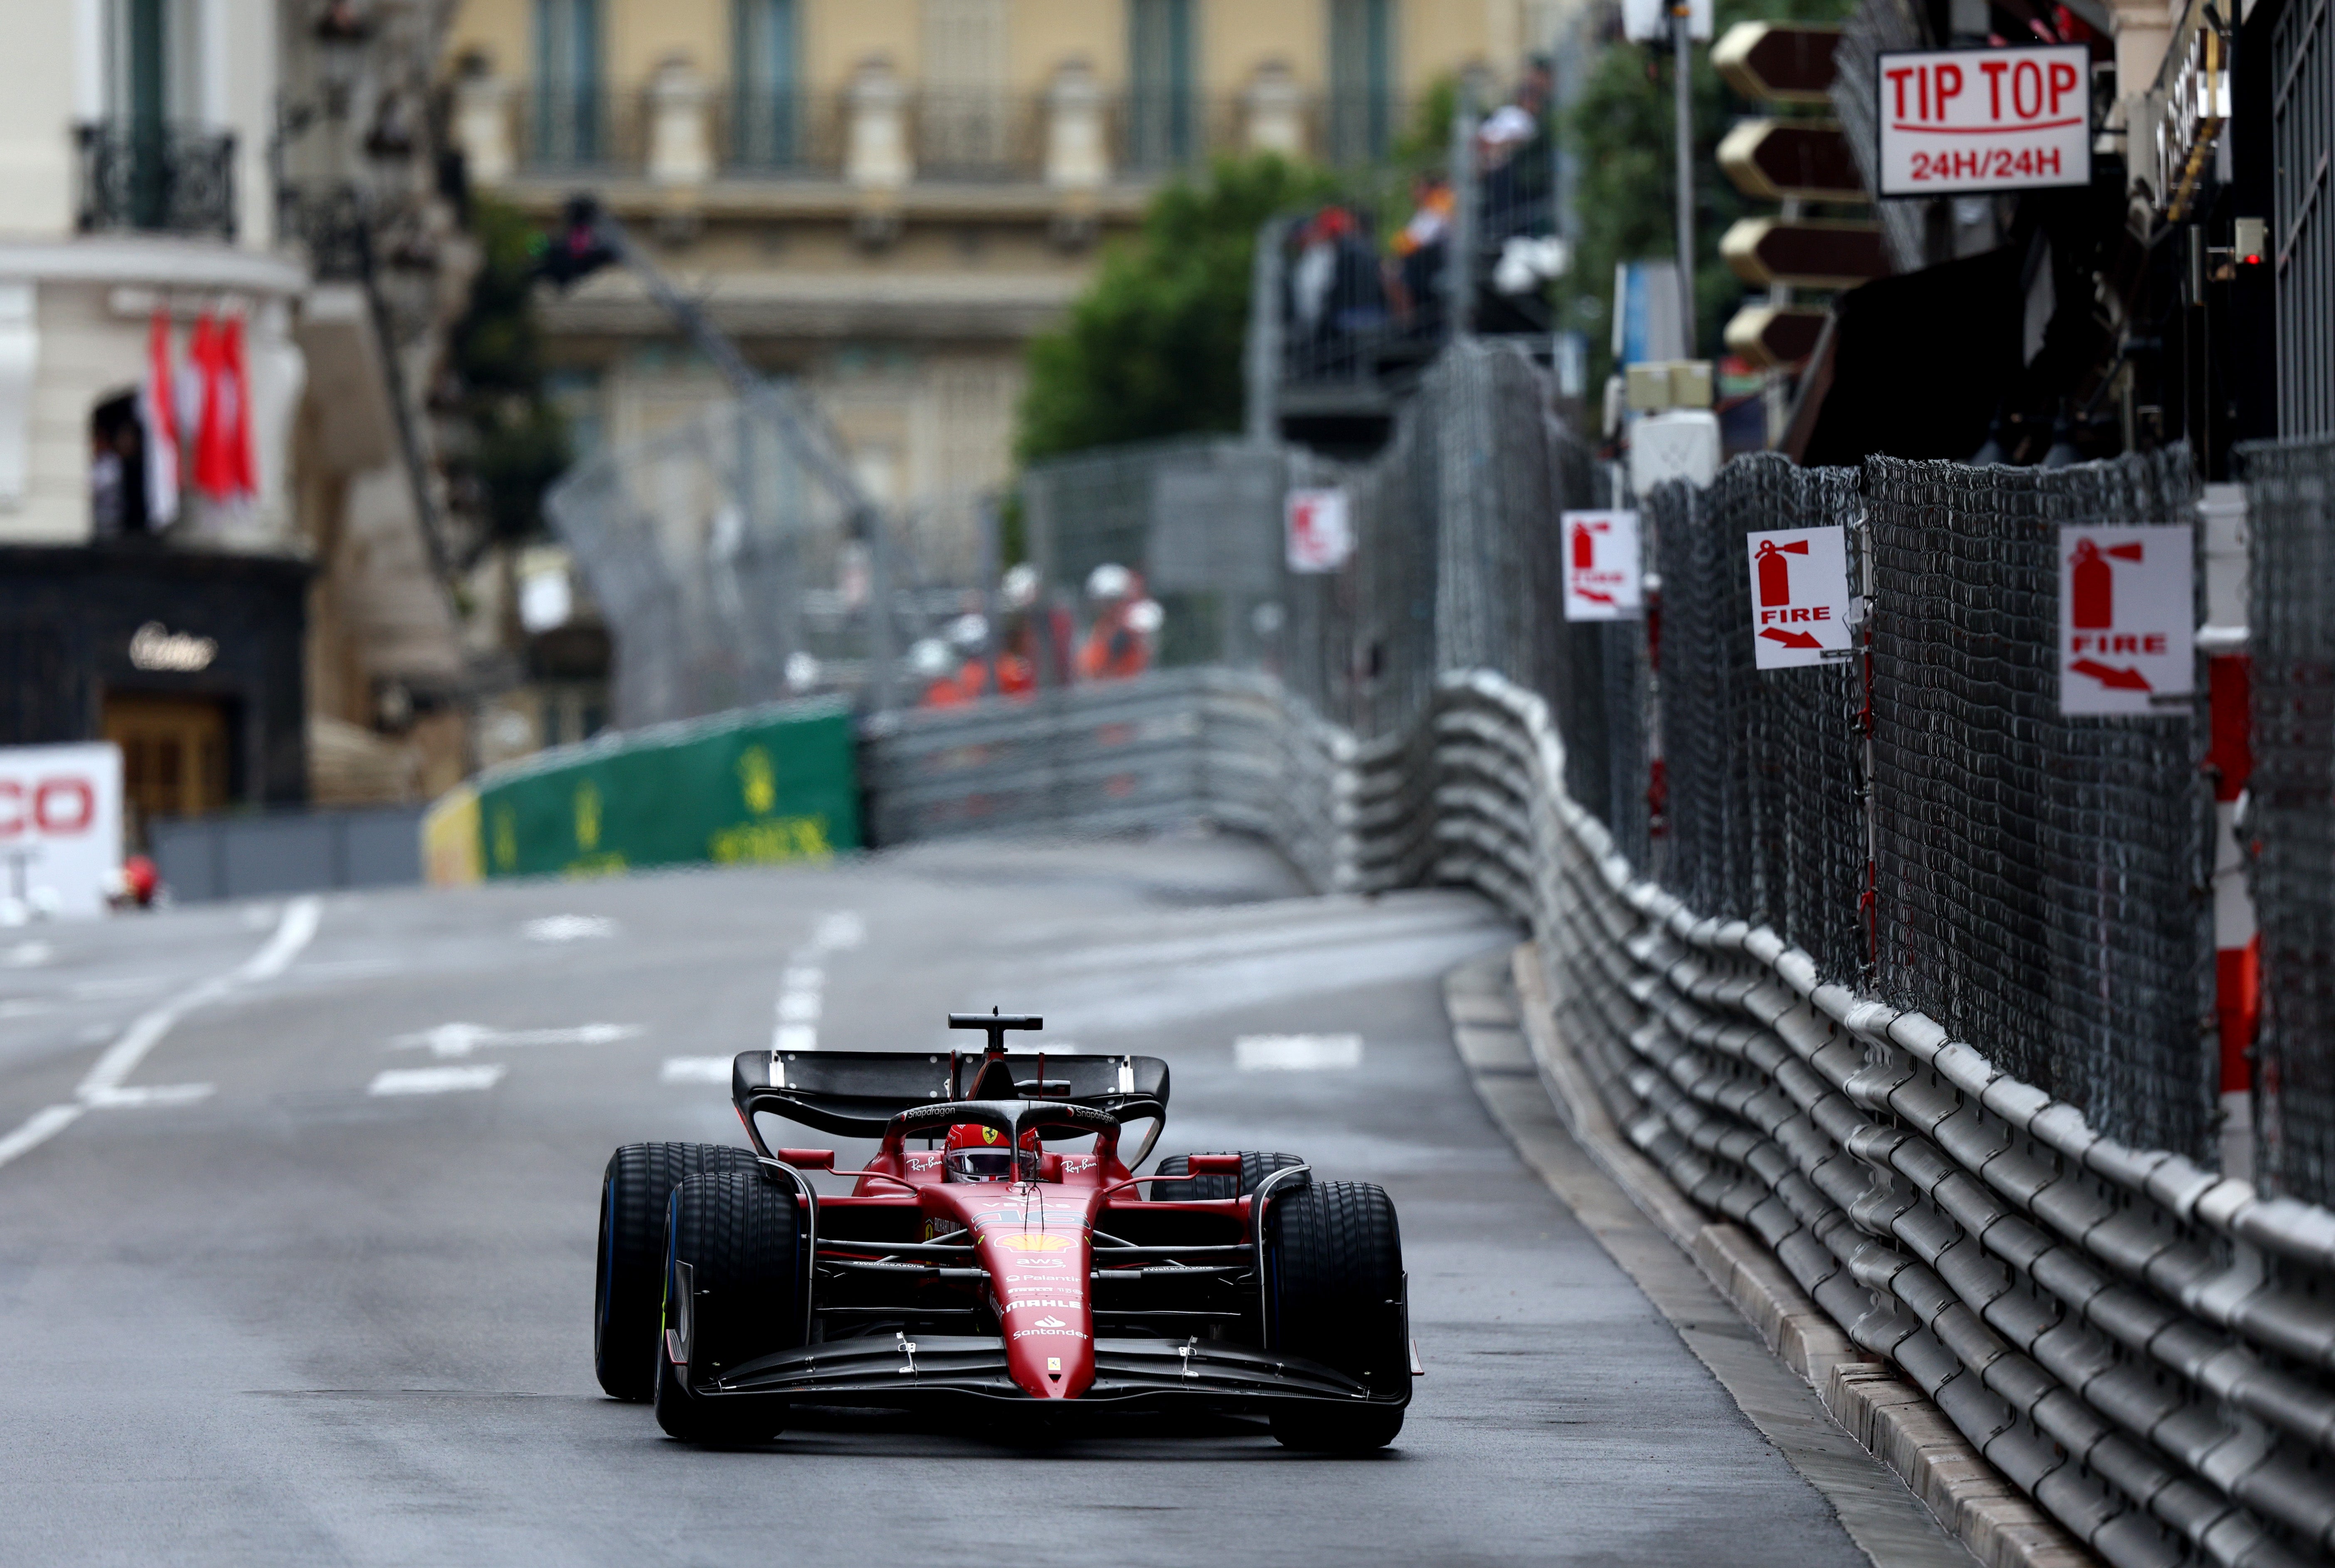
[103,692,231,830]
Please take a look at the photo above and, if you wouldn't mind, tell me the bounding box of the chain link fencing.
[2241,436,2335,1209]
[1864,450,2213,1162]
[546,387,977,727]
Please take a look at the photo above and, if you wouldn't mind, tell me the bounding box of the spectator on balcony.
[1286,206,1388,380]
[1477,58,1555,245]
[1386,176,1454,339]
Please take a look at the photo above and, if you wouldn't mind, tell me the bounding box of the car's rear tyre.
[1155,1150,1304,1201]
[595,1142,761,1401]
[652,1169,800,1444]
[1264,1179,1408,1453]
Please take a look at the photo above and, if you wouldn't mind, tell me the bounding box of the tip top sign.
[2057,524,2193,716]
[1562,510,1643,622]
[1745,525,1854,669]
[1876,45,2092,196]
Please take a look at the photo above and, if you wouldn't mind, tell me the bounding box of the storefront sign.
[1876,45,2092,196]
[1745,526,1854,669]
[1562,510,1643,622]
[129,621,217,672]
[0,743,123,919]
[2058,525,2194,716]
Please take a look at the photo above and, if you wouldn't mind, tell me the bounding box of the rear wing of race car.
[730,1048,1171,1139]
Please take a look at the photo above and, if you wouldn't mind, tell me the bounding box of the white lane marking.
[1235,1033,1363,1071]
[83,1083,213,1108]
[0,1000,54,1020]
[773,1024,817,1053]
[662,1056,733,1085]
[0,896,322,1174]
[392,1021,640,1058]
[777,990,821,1024]
[813,912,863,952]
[767,910,860,1054]
[369,1065,507,1096]
[2,942,52,968]
[523,915,616,943]
[781,967,823,993]
[77,895,322,1101]
[0,1104,84,1167]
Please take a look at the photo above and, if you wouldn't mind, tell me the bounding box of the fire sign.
[2057,524,2193,716]
[1744,525,1853,669]
[1561,510,1643,622]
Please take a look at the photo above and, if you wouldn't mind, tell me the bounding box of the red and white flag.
[188,311,255,505]
[137,309,179,528]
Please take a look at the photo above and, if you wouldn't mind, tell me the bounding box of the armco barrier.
[426,698,860,883]
[151,805,424,902]
[1423,670,2335,1568]
[860,668,1356,893]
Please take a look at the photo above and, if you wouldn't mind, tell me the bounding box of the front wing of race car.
[694,1334,1400,1413]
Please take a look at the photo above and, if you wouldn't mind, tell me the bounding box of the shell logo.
[996,1234,1072,1252]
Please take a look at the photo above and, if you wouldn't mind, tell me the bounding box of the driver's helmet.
[944,1123,1040,1182]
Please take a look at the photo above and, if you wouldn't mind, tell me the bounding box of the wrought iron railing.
[74,121,237,239]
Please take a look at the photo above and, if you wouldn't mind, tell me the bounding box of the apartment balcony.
[454,61,1412,211]
[74,121,238,240]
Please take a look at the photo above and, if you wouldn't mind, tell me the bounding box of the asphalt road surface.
[0,834,1885,1566]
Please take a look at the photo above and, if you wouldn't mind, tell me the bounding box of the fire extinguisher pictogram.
[2069,537,2144,629]
[1571,521,1596,569]
[1755,538,1809,606]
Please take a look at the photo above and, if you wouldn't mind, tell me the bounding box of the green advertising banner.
[471,700,860,880]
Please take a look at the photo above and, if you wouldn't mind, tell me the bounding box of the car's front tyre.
[652,1169,800,1444]
[1263,1178,1408,1453]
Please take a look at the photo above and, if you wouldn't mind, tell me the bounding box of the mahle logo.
[574,780,602,851]
[738,746,777,815]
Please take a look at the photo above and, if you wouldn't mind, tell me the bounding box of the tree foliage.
[1562,0,1860,394]
[1016,155,1338,464]
[448,197,570,553]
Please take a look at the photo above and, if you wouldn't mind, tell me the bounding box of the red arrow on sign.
[1575,587,1616,604]
[1760,628,1826,649]
[2068,658,2153,691]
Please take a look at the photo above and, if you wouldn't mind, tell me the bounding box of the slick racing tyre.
[1263,1179,1408,1453]
[1155,1150,1304,1201]
[595,1142,761,1400]
[653,1169,801,1444]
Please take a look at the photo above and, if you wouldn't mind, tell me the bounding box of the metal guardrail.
[1427,670,2335,1568]
[150,805,423,903]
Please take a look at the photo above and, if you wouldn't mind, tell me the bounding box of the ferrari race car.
[593,1011,1417,1450]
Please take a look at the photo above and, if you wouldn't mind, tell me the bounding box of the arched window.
[732,0,800,167]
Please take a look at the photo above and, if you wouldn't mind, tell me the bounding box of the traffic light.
[529,195,616,289]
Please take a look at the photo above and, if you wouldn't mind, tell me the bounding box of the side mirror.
[775,1148,835,1171]
[1187,1154,1242,1177]
[1035,1153,1066,1183]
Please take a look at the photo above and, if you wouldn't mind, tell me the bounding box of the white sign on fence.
[1745,525,1854,669]
[1876,45,2092,196]
[2057,524,2194,716]
[1284,488,1353,573]
[0,743,123,920]
[1562,510,1643,621]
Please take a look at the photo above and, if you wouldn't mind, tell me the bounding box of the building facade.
[441,0,1557,587]
[0,0,467,836]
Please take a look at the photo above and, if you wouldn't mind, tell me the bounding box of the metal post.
[1671,4,1696,354]
[864,509,897,715]
[977,492,1001,697]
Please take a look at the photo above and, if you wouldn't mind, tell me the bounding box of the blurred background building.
[0,0,468,844]
[439,0,1560,623]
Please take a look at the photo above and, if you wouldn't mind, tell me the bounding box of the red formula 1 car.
[593,1012,1415,1450]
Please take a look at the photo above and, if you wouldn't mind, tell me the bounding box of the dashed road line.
[0,895,322,1174]
[392,1021,640,1058]
[1234,1033,1363,1070]
[768,910,861,1053]
[369,1065,507,1097]
[661,1057,733,1085]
